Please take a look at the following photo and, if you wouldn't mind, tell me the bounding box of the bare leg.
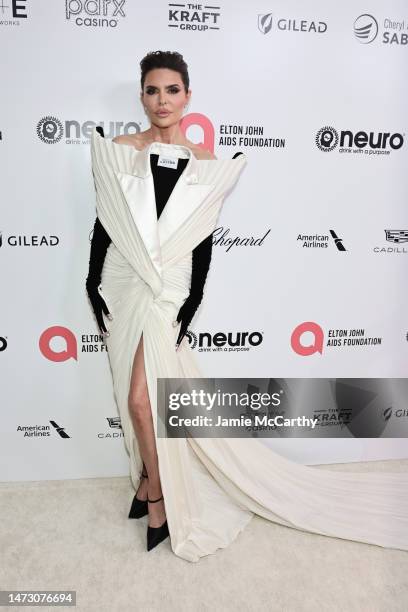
[128,332,166,528]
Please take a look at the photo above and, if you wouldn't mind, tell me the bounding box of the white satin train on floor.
[90,127,408,562]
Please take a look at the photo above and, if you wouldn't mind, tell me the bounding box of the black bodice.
[149,152,189,219]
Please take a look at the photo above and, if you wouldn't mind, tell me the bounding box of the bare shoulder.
[112,133,145,151]
[189,144,217,160]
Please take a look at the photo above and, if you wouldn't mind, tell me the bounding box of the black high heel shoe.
[128,468,148,519]
[146,495,169,551]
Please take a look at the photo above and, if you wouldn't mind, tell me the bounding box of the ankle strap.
[147,495,163,503]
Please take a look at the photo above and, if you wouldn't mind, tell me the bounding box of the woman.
[87,50,408,562]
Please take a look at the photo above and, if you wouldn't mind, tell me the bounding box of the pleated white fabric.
[90,127,408,561]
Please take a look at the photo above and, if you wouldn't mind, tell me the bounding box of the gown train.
[90,127,408,562]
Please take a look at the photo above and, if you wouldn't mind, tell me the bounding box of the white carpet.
[1,459,407,612]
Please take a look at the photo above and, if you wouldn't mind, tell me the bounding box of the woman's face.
[141,68,190,128]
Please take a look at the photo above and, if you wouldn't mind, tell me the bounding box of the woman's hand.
[174,293,202,350]
[86,283,113,336]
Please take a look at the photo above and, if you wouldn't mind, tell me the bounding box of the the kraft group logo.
[353,14,378,44]
[167,2,221,31]
[37,116,64,144]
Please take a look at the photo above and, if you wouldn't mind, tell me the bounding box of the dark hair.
[140,51,189,93]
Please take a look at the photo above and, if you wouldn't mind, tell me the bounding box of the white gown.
[90,127,408,562]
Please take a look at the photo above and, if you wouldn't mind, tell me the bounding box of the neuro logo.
[0,336,7,351]
[258,13,273,34]
[315,126,339,152]
[188,330,263,351]
[185,330,198,349]
[315,125,404,153]
[37,116,64,144]
[39,326,77,362]
[353,14,378,44]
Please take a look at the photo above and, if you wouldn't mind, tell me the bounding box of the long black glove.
[86,216,113,336]
[174,152,243,349]
[175,233,213,349]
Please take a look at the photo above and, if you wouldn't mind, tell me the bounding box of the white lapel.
[94,128,215,274]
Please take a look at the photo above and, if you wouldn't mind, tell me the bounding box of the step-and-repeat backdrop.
[2,1,407,482]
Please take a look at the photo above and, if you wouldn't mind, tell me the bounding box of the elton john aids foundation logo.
[291,322,382,355]
[39,326,78,362]
[291,322,324,356]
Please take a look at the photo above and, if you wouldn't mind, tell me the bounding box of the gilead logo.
[39,326,77,362]
[291,322,324,356]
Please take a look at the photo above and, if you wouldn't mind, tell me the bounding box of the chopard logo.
[213,227,271,252]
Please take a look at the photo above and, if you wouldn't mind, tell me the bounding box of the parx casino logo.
[65,0,126,28]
